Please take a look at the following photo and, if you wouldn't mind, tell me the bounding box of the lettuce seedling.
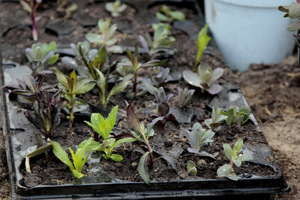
[24,88,61,139]
[217,138,250,181]
[177,87,195,108]
[194,24,211,72]
[183,62,224,95]
[139,25,175,58]
[20,0,42,41]
[54,68,96,127]
[85,19,122,53]
[187,160,197,176]
[152,23,171,35]
[105,0,127,17]
[49,138,96,179]
[85,105,118,140]
[224,106,250,126]
[156,5,185,23]
[25,41,59,74]
[187,122,215,158]
[205,107,228,130]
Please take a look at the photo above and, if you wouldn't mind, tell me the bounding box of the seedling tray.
[0,0,289,199]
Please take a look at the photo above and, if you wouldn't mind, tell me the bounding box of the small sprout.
[139,25,175,58]
[20,0,42,41]
[57,0,78,19]
[183,63,224,95]
[156,5,185,23]
[85,105,118,140]
[105,0,127,17]
[217,138,250,181]
[25,41,59,74]
[49,138,95,179]
[116,58,133,77]
[124,45,167,95]
[177,87,195,108]
[224,106,250,126]
[85,19,122,53]
[101,137,136,162]
[187,160,197,176]
[187,122,215,158]
[54,68,95,127]
[24,89,61,140]
[205,107,228,130]
[194,24,211,72]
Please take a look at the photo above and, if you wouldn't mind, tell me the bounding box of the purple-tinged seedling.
[183,62,224,95]
[177,87,195,108]
[20,0,42,41]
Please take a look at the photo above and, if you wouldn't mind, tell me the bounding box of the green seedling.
[20,0,42,41]
[187,122,215,158]
[50,138,96,179]
[85,19,122,53]
[177,87,195,107]
[139,25,175,58]
[152,23,171,35]
[101,137,136,162]
[217,138,250,181]
[156,5,185,23]
[187,160,197,176]
[183,62,224,95]
[25,41,59,74]
[124,45,167,95]
[194,24,211,72]
[223,106,250,126]
[205,107,228,130]
[54,68,95,127]
[85,105,118,140]
[105,0,127,17]
[57,0,78,19]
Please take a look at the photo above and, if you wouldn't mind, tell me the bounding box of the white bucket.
[204,0,296,71]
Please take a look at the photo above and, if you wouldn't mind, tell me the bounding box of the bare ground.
[0,55,299,199]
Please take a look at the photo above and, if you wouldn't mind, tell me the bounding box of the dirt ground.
[1,55,299,199]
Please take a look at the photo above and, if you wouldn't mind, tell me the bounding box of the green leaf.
[156,12,172,22]
[195,24,211,69]
[54,68,69,90]
[48,54,59,65]
[223,144,233,159]
[112,137,136,149]
[110,154,123,162]
[217,164,238,181]
[187,160,197,176]
[106,81,130,103]
[138,151,150,185]
[49,141,74,171]
[170,11,185,21]
[72,169,84,179]
[234,138,243,155]
[73,79,96,94]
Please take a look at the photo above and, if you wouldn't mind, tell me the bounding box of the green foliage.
[194,24,211,71]
[156,5,185,23]
[105,0,127,17]
[217,138,250,181]
[187,160,197,176]
[57,0,78,19]
[177,87,195,107]
[152,23,171,35]
[54,68,95,127]
[49,138,95,179]
[85,106,118,140]
[25,41,59,74]
[223,106,250,126]
[102,138,136,162]
[138,151,150,185]
[187,122,215,154]
[183,63,224,95]
[85,19,122,53]
[205,107,228,130]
